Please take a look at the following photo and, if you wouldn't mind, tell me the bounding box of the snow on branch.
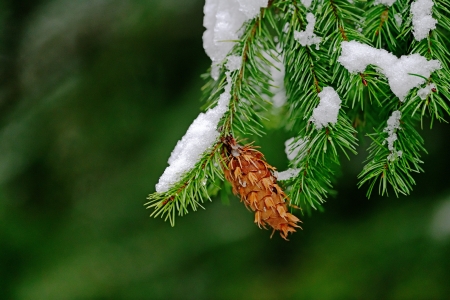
[277,168,301,181]
[156,1,270,193]
[155,73,232,193]
[411,0,437,41]
[276,138,307,181]
[417,83,436,100]
[338,41,441,101]
[285,137,308,163]
[310,87,342,130]
[203,0,268,67]
[294,13,321,49]
[384,110,403,162]
[373,0,397,6]
[262,48,287,107]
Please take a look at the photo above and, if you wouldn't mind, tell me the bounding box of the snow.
[157,0,270,192]
[310,87,342,130]
[411,0,437,41]
[294,13,321,49]
[384,110,403,162]
[356,23,363,33]
[156,70,234,193]
[226,55,242,72]
[211,64,221,81]
[338,41,441,101]
[394,13,403,27]
[301,0,312,8]
[276,168,300,181]
[262,48,286,107]
[285,137,308,162]
[236,0,268,19]
[276,137,308,181]
[203,0,268,68]
[417,82,436,99]
[373,0,397,6]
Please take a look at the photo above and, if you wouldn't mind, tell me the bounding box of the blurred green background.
[1,0,450,299]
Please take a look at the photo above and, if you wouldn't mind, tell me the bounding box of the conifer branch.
[147,7,276,225]
[405,0,450,123]
[279,1,358,210]
[147,0,450,235]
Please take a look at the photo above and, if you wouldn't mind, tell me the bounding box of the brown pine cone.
[222,136,302,240]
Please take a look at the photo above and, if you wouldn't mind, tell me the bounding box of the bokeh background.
[1,0,450,299]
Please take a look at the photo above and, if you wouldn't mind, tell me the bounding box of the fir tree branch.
[405,0,450,123]
[358,106,426,197]
[279,1,358,210]
[147,7,278,225]
[363,0,409,51]
[148,0,450,231]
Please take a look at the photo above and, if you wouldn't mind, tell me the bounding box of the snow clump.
[155,63,238,192]
[373,0,397,6]
[226,55,242,72]
[203,0,268,76]
[411,0,437,41]
[394,13,403,27]
[310,87,342,130]
[338,41,441,101]
[384,110,403,162]
[294,13,322,49]
[417,83,436,100]
[276,168,301,181]
[301,0,313,8]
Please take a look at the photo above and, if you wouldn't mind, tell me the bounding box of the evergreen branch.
[147,7,280,224]
[358,107,426,197]
[148,0,450,233]
[315,0,386,131]
[278,1,359,211]
[289,112,357,209]
[363,0,409,52]
[146,148,224,226]
[406,0,450,123]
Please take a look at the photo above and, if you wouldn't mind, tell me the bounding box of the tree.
[146,0,449,239]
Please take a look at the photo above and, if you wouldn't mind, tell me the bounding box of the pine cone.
[222,136,302,240]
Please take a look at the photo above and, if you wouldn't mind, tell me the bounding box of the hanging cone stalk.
[222,136,302,240]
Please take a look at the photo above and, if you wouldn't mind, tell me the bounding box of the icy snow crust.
[203,0,268,65]
[310,87,342,130]
[156,0,268,193]
[338,41,441,101]
[411,0,437,41]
